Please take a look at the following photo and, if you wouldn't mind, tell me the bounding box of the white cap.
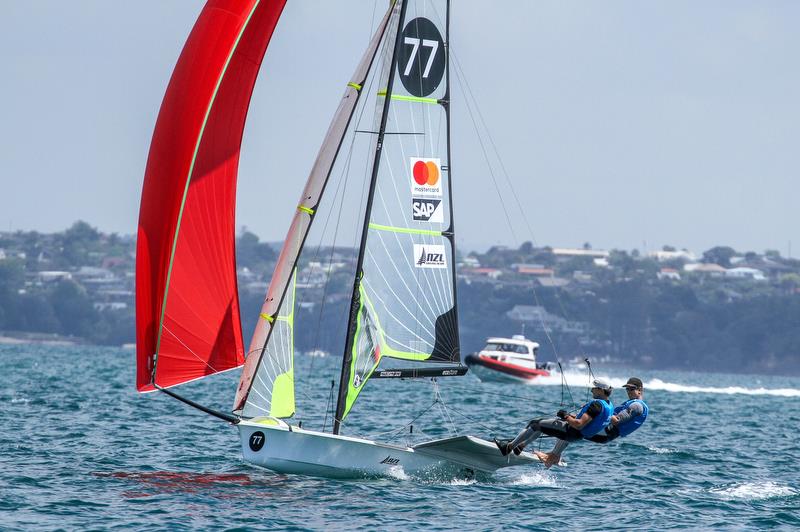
[591,378,613,392]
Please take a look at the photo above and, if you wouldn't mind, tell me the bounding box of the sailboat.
[137,0,540,478]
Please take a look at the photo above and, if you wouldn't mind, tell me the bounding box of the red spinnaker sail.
[136,0,286,392]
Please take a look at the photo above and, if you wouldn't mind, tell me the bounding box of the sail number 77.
[397,17,445,98]
[403,37,439,78]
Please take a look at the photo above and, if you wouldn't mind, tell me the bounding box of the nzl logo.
[414,244,446,269]
[380,455,400,465]
[412,198,442,223]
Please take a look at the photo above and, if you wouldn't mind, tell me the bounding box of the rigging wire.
[322,379,335,433]
[451,46,593,348]
[368,398,441,439]
[432,378,458,436]
[448,47,595,409]
[291,15,390,425]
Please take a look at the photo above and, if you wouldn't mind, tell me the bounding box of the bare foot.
[533,451,561,469]
[544,453,561,468]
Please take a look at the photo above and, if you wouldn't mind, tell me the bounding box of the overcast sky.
[2,1,798,255]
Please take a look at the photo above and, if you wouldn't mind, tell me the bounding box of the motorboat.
[465,335,553,382]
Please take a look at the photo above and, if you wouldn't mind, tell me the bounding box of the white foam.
[386,466,409,481]
[644,378,800,397]
[647,446,680,455]
[447,478,477,486]
[709,482,798,501]
[523,369,800,397]
[510,471,557,487]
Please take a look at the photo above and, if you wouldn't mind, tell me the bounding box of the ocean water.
[2,344,799,530]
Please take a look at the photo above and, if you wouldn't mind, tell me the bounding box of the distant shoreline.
[0,332,84,346]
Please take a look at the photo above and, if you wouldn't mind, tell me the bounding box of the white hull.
[238,419,539,479]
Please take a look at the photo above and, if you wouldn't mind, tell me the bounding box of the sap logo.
[414,244,446,269]
[380,455,400,465]
[412,198,443,223]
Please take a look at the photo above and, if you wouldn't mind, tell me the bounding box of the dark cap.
[623,377,643,390]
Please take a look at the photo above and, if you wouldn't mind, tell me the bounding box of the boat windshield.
[483,342,529,354]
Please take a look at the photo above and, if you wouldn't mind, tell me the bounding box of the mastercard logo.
[412,159,440,186]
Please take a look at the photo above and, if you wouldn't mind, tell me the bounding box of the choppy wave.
[524,370,800,397]
[709,482,798,501]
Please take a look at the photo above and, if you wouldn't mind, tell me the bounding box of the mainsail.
[136,0,286,392]
[335,0,460,429]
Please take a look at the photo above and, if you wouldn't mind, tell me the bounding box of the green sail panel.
[242,270,296,419]
[342,286,382,420]
[340,0,459,424]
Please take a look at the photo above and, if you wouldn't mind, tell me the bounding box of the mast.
[233,4,396,413]
[334,0,409,435]
[443,0,460,354]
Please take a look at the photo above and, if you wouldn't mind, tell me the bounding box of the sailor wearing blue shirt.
[536,377,648,468]
[590,377,648,443]
[496,378,614,457]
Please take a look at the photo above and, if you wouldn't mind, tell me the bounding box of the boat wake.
[522,370,800,397]
[708,481,798,501]
[642,378,800,397]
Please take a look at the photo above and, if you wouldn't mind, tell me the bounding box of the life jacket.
[577,398,613,437]
[613,399,648,437]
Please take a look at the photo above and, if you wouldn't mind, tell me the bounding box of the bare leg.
[534,438,569,468]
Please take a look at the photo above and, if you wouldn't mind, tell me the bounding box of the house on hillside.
[514,264,554,277]
[537,277,570,288]
[102,257,127,269]
[506,304,586,333]
[657,268,681,281]
[684,263,726,277]
[461,267,502,280]
[35,271,72,283]
[725,267,766,281]
[552,248,610,259]
[649,250,696,262]
[460,256,480,268]
[572,270,594,283]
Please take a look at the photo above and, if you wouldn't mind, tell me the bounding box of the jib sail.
[233,3,396,414]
